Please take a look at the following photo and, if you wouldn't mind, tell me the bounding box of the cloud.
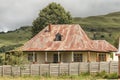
[0,0,120,32]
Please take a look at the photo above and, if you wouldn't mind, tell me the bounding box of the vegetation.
[32,2,73,36]
[73,12,120,45]
[114,37,120,48]
[0,53,4,65]
[0,44,23,53]
[0,72,118,80]
[5,51,28,66]
[95,71,118,79]
[0,26,31,47]
[0,26,32,53]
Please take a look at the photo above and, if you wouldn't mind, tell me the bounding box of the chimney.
[48,24,51,32]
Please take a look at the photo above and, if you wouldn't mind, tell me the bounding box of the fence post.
[78,62,80,75]
[29,64,32,76]
[49,64,51,76]
[11,66,13,76]
[98,62,101,72]
[88,62,90,73]
[20,67,22,77]
[109,61,111,73]
[68,63,71,75]
[58,63,61,76]
[39,64,41,76]
[2,65,4,76]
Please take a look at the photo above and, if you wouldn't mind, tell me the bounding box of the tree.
[114,37,120,48]
[5,51,28,66]
[32,2,73,36]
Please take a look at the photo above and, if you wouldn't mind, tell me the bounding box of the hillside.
[0,11,120,53]
[74,11,120,29]
[73,11,120,45]
[0,26,32,53]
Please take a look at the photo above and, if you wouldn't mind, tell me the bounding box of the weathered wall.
[36,52,45,64]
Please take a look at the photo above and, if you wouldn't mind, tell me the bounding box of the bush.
[0,44,23,53]
[95,71,107,78]
[106,73,118,79]
[95,71,118,79]
[80,72,90,76]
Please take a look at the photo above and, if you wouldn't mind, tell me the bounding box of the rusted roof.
[91,40,117,52]
[21,24,117,52]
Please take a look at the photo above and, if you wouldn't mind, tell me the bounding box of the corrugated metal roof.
[21,24,117,52]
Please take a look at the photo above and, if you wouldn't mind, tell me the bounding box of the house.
[16,24,118,63]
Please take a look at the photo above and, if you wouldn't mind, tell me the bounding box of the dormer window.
[54,33,62,41]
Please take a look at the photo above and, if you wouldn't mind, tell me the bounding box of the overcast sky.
[0,0,120,32]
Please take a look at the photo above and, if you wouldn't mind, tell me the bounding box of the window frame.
[28,53,37,62]
[99,53,106,61]
[74,53,83,62]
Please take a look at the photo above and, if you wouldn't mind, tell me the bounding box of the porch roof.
[21,24,117,52]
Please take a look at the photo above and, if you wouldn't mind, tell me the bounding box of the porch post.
[87,52,90,62]
[96,53,99,62]
[58,51,60,63]
[72,52,74,62]
[33,52,35,62]
[105,53,107,61]
[45,52,48,63]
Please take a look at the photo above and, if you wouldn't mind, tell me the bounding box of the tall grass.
[0,72,118,80]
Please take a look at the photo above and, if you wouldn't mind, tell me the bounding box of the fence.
[0,61,118,76]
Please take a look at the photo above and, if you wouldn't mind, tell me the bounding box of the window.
[74,54,83,62]
[54,33,62,41]
[53,54,61,63]
[28,53,33,62]
[99,54,106,61]
[28,53,37,62]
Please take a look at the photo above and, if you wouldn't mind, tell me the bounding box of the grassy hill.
[0,11,120,53]
[73,11,120,45]
[0,26,32,53]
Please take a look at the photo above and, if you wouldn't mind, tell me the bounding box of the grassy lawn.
[0,76,102,80]
[0,72,118,80]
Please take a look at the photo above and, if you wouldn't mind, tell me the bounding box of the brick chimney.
[48,24,51,32]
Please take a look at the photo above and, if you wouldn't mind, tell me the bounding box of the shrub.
[95,71,118,79]
[95,71,107,78]
[106,72,118,79]
[80,72,90,76]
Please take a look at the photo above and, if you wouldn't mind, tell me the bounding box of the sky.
[0,0,120,32]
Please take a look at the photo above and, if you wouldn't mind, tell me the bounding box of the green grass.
[73,11,120,45]
[73,12,120,28]
[0,72,118,80]
[0,76,106,80]
[0,26,32,52]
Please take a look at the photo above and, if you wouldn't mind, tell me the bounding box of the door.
[53,53,61,63]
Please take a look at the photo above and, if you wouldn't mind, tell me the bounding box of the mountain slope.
[73,12,120,45]
[0,26,32,53]
[73,12,120,32]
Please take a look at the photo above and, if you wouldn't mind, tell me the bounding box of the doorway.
[53,53,61,63]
